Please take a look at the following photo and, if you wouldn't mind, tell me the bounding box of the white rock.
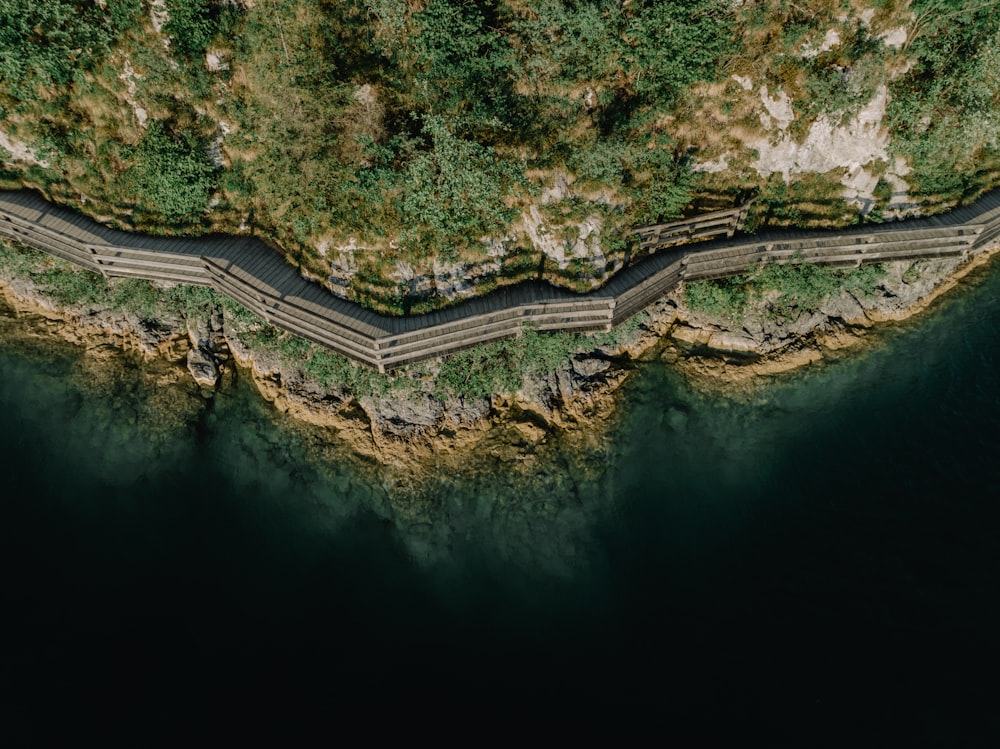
[758,85,795,131]
[118,59,149,128]
[206,51,229,72]
[731,74,753,91]
[879,26,908,49]
[750,85,903,211]
[540,171,571,204]
[0,129,49,167]
[353,84,376,104]
[150,0,169,34]
[801,28,842,58]
[693,154,729,174]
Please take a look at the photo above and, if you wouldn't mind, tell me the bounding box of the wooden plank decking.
[2,189,999,371]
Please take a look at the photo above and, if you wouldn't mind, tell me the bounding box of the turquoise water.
[1,260,999,743]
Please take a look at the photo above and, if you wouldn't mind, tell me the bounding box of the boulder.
[186,347,219,388]
[361,391,445,437]
[819,291,870,326]
[444,395,492,425]
[187,316,212,349]
[571,355,610,379]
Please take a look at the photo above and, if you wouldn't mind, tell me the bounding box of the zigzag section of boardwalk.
[2,189,1000,371]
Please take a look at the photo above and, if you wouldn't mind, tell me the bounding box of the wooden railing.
[2,189,999,371]
[632,200,755,250]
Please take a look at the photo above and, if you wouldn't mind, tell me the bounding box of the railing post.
[87,245,109,278]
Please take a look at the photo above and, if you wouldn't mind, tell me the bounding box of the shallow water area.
[0,258,999,742]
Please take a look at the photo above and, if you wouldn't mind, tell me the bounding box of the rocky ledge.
[222,321,630,472]
[649,247,1000,386]
[1,242,997,471]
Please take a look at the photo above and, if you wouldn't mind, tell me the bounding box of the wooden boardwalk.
[2,188,1000,371]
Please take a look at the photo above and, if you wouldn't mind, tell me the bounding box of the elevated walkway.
[2,188,999,371]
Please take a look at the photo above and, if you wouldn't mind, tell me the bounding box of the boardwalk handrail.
[632,199,755,249]
[2,189,999,371]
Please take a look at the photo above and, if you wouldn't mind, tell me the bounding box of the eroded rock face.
[442,395,492,426]
[360,391,445,438]
[571,355,611,379]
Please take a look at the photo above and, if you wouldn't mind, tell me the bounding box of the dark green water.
[1,261,999,743]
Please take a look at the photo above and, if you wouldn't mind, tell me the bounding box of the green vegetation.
[887,0,1000,201]
[215,296,390,398]
[683,275,750,322]
[1,0,995,396]
[0,0,735,285]
[435,316,645,399]
[1,1,999,309]
[753,260,887,321]
[685,260,887,322]
[0,238,106,303]
[435,337,531,400]
[120,121,217,223]
[163,0,239,59]
[222,296,640,401]
[1,235,646,400]
[397,116,523,260]
[751,172,857,229]
[0,236,219,318]
[799,23,886,127]
[0,0,142,105]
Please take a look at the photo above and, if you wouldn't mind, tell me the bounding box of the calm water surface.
[1,261,998,743]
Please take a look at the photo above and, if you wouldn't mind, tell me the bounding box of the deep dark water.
[1,261,999,744]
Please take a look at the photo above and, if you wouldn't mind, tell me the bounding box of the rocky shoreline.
[659,245,1000,389]
[2,241,997,473]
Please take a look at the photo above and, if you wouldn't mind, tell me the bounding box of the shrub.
[37,266,108,306]
[399,115,522,259]
[164,284,222,317]
[110,278,161,318]
[684,275,750,321]
[799,24,886,126]
[411,0,521,130]
[121,121,216,223]
[627,1,733,106]
[434,324,626,399]
[887,1,1000,200]
[752,259,886,319]
[685,261,887,322]
[625,142,695,225]
[435,337,525,399]
[0,0,142,103]
[302,347,388,398]
[164,0,241,59]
